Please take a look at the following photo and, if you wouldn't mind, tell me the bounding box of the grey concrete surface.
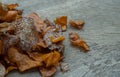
[2,0,120,77]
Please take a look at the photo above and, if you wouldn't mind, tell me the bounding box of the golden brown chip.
[0,3,22,22]
[54,16,67,31]
[7,3,18,10]
[69,32,90,51]
[51,36,65,43]
[0,23,15,33]
[0,22,8,28]
[0,3,8,18]
[2,11,18,22]
[42,51,61,67]
[28,51,61,67]
[0,10,18,22]
[27,52,43,62]
[7,47,41,72]
[39,66,56,77]
[69,19,84,29]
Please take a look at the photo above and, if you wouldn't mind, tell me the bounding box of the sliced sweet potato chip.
[27,12,44,32]
[28,51,61,67]
[39,66,56,77]
[69,19,84,29]
[2,11,18,22]
[51,36,65,43]
[7,3,18,10]
[7,47,41,72]
[0,23,15,33]
[42,51,61,67]
[0,3,22,22]
[27,52,43,62]
[0,3,8,17]
[69,32,90,51]
[0,3,8,22]
[54,16,67,31]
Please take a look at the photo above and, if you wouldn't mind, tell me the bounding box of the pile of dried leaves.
[0,2,90,77]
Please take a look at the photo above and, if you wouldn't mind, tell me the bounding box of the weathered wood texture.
[2,0,120,77]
